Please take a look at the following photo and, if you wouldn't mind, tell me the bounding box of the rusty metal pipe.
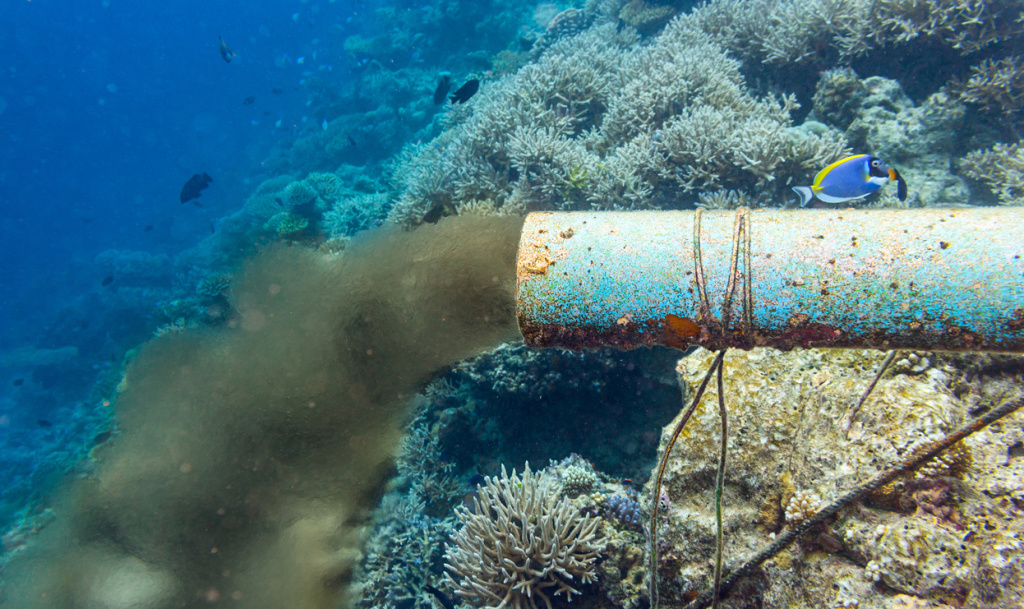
[515,209,1024,352]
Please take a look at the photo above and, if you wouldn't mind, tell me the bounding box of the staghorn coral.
[619,0,676,36]
[875,0,1024,55]
[961,140,1024,205]
[679,0,876,64]
[388,18,849,226]
[961,55,1024,114]
[444,463,606,609]
[397,419,464,516]
[353,492,454,609]
[322,193,389,239]
[673,0,1023,67]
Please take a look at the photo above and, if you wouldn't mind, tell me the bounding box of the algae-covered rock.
[649,348,1024,608]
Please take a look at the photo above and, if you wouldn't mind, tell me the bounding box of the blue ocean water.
[0,0,366,528]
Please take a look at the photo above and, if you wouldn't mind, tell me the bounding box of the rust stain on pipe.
[516,209,1024,353]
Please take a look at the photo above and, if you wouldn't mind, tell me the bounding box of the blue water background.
[0,0,366,526]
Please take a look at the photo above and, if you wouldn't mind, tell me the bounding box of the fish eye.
[870,159,880,167]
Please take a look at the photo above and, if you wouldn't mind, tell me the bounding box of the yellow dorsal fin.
[812,154,866,190]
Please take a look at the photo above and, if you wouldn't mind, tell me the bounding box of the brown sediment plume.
[4,216,524,609]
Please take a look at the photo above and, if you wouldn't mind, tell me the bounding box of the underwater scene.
[2,0,1024,608]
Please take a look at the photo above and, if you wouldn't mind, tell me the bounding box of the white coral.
[444,464,606,609]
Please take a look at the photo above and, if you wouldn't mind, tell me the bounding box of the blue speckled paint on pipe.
[516,209,1024,352]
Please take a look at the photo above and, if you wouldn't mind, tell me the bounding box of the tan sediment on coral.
[444,464,606,609]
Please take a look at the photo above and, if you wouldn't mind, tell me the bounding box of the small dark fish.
[243,96,256,105]
[144,225,154,232]
[468,473,486,486]
[81,217,94,224]
[347,135,357,147]
[12,378,24,386]
[209,221,215,234]
[622,478,634,487]
[180,172,213,204]
[36,420,53,428]
[424,585,456,609]
[271,87,284,94]
[218,36,236,63]
[101,275,114,287]
[450,79,479,104]
[432,74,451,105]
[274,197,284,206]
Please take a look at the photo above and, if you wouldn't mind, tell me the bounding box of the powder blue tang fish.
[793,154,907,206]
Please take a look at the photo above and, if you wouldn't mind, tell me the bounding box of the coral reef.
[813,71,970,207]
[648,347,1024,607]
[961,140,1024,205]
[389,18,849,225]
[556,454,599,497]
[397,416,464,516]
[444,463,606,609]
[960,55,1024,115]
[437,343,683,479]
[605,493,644,530]
[352,492,454,609]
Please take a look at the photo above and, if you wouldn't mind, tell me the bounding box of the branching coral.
[388,17,848,225]
[961,55,1024,114]
[322,193,389,239]
[444,464,606,609]
[875,0,1023,54]
[680,0,876,64]
[961,141,1024,205]
[678,0,1023,65]
[397,421,463,515]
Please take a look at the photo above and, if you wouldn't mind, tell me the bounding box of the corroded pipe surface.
[516,209,1024,352]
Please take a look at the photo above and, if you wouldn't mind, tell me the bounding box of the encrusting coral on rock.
[649,347,1024,608]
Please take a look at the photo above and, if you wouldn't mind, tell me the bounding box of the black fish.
[81,217,94,224]
[347,135,357,147]
[450,79,479,104]
[218,36,236,63]
[433,74,451,105]
[271,87,284,94]
[36,420,53,428]
[101,275,114,287]
[243,96,256,105]
[12,378,24,386]
[144,225,154,232]
[180,172,213,204]
[424,585,456,609]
